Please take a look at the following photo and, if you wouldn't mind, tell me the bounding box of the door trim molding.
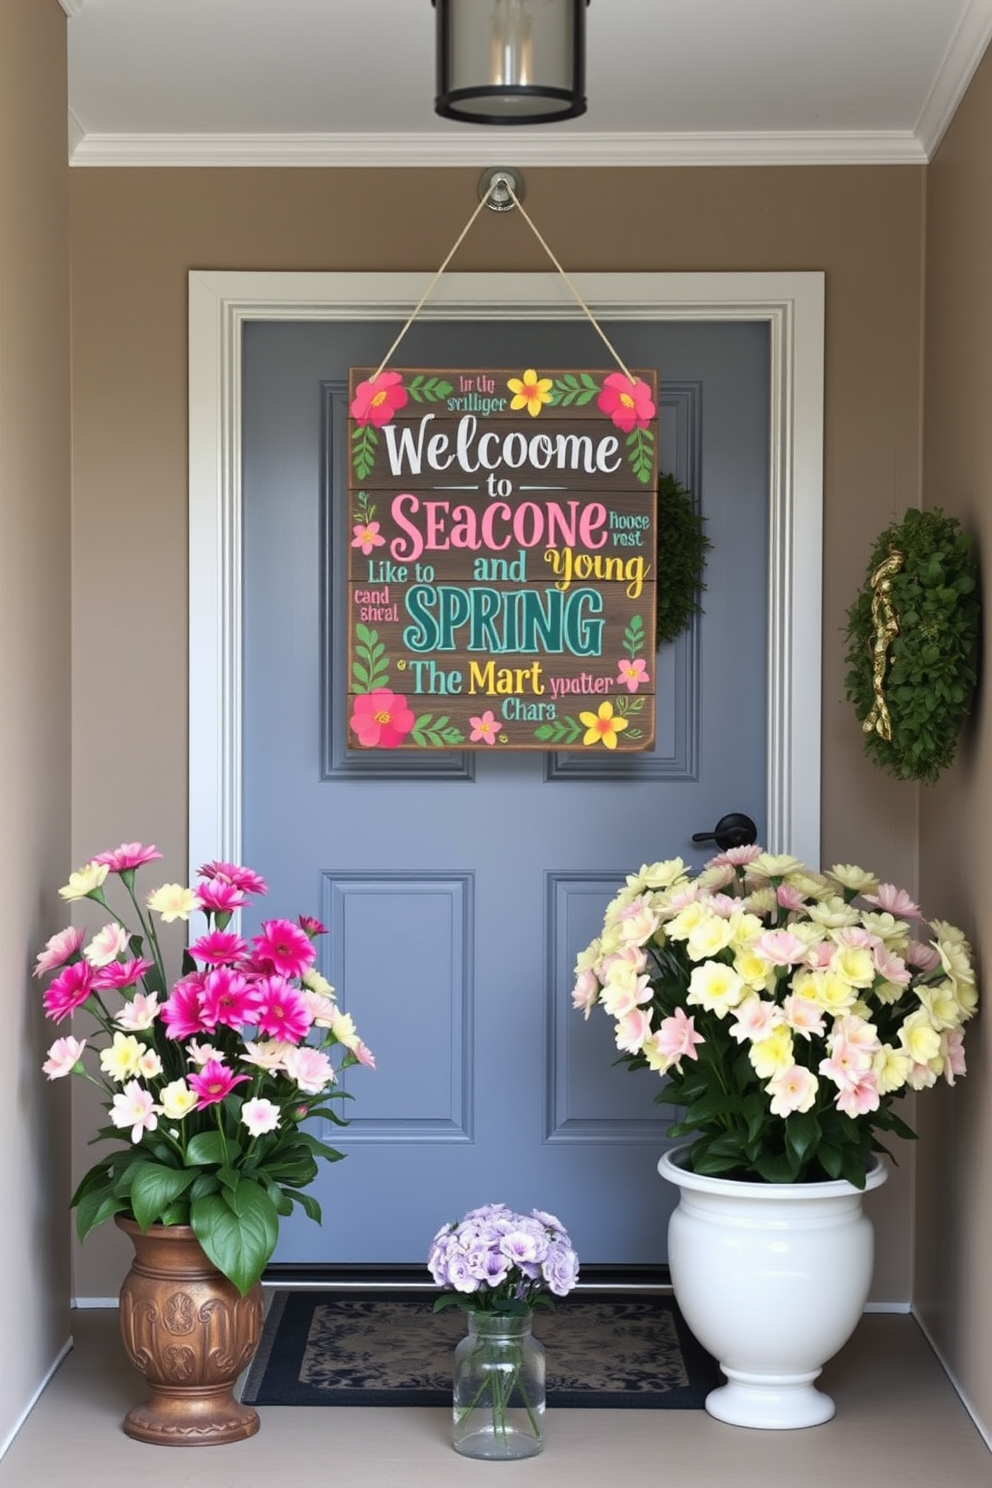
[188,270,824,876]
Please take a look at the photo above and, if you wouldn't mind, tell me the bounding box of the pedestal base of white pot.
[705,1370,835,1430]
[658,1147,887,1431]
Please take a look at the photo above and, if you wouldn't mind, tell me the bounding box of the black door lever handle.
[691,813,758,851]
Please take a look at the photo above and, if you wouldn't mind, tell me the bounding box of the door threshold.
[262,1263,672,1292]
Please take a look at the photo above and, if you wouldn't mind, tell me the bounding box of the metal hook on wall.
[478,166,525,212]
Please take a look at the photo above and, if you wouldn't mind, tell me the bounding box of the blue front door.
[241,315,769,1265]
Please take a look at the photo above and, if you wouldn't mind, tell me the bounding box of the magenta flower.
[197,863,269,892]
[200,967,260,1030]
[189,929,249,964]
[160,974,209,1039]
[33,925,85,978]
[43,961,95,1022]
[349,370,407,429]
[197,860,269,896]
[92,842,163,873]
[350,688,415,748]
[617,657,649,693]
[195,878,248,915]
[351,520,386,556]
[187,1058,250,1110]
[298,915,327,938]
[253,976,313,1042]
[597,373,656,432]
[253,919,317,980]
[91,957,154,992]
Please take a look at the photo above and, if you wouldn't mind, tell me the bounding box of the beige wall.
[918,42,992,1430]
[69,163,927,1301]
[0,0,72,1454]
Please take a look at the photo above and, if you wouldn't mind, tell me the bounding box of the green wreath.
[655,473,711,647]
[843,507,980,785]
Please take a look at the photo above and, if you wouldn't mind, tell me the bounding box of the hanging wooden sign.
[346,366,658,751]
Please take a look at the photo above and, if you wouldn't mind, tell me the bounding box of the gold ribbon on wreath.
[862,549,905,741]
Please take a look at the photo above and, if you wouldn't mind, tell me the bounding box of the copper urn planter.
[115,1216,264,1446]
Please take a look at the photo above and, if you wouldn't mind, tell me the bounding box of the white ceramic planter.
[658,1146,887,1429]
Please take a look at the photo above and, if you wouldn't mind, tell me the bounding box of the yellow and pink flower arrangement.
[38,844,373,1293]
[574,847,977,1186]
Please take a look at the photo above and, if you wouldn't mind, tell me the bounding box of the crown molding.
[915,0,992,158]
[68,128,929,169]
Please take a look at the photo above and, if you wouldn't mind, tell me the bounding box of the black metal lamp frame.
[433,0,588,126]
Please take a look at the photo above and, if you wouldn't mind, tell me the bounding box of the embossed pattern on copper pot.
[115,1215,264,1446]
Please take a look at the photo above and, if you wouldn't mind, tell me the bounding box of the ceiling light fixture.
[433,0,588,126]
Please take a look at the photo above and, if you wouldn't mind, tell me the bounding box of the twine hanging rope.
[372,176,637,384]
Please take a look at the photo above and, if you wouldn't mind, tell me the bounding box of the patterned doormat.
[242,1289,721,1409]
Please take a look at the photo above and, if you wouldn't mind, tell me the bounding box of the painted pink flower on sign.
[469,710,500,745]
[349,371,408,429]
[351,688,415,748]
[617,657,649,693]
[352,520,386,556]
[597,372,656,433]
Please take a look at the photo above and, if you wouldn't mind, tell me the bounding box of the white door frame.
[187,270,824,878]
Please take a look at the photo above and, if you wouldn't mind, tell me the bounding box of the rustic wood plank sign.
[346,366,658,751]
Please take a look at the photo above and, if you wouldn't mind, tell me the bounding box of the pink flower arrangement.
[574,847,977,1186]
[38,844,374,1293]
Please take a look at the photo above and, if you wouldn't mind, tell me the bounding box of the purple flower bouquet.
[428,1204,579,1459]
[427,1202,579,1314]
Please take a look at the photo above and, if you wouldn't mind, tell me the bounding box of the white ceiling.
[63,0,992,168]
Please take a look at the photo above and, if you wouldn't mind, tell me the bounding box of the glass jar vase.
[451,1311,545,1459]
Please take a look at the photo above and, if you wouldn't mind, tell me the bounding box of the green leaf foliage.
[533,716,583,745]
[626,427,655,485]
[844,507,980,784]
[352,623,390,693]
[407,375,454,403]
[410,714,465,747]
[548,373,599,407]
[351,423,377,481]
[190,1184,280,1295]
[655,473,711,647]
[130,1163,197,1231]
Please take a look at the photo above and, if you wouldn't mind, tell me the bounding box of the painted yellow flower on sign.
[507,368,553,417]
[579,701,629,749]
